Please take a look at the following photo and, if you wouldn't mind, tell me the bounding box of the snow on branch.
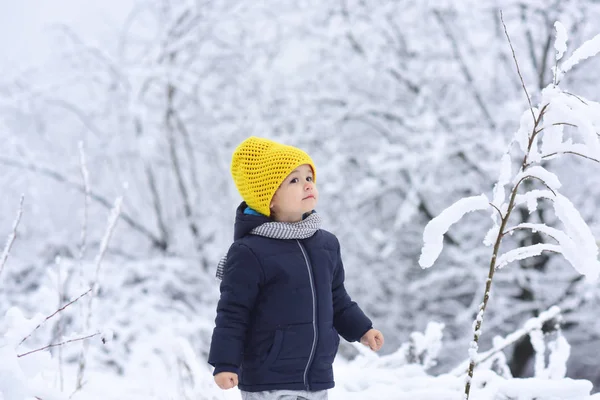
[498,193,600,280]
[496,243,562,270]
[514,189,555,214]
[552,193,600,280]
[558,32,600,77]
[451,306,562,376]
[554,22,568,62]
[419,194,490,269]
[504,196,600,281]
[513,166,561,192]
[0,196,24,282]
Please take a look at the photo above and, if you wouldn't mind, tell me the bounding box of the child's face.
[269,164,318,222]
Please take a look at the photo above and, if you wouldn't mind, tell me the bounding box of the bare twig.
[490,203,504,220]
[17,332,100,358]
[542,151,600,163]
[563,91,589,105]
[501,10,536,124]
[0,195,24,280]
[19,288,92,347]
[534,122,578,137]
[501,224,559,242]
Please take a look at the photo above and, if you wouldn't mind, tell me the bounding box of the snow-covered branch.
[0,196,23,282]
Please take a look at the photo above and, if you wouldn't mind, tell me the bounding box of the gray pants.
[240,389,328,400]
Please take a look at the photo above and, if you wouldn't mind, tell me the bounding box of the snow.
[515,108,539,154]
[500,207,600,282]
[547,335,570,379]
[560,32,600,75]
[513,166,562,191]
[4,303,599,400]
[554,21,568,61]
[491,153,512,209]
[0,308,66,400]
[514,189,555,214]
[496,243,562,270]
[3,3,600,400]
[419,194,490,269]
[552,193,600,281]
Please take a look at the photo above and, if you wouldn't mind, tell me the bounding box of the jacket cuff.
[357,325,374,342]
[212,364,240,376]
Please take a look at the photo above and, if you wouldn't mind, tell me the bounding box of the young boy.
[208,136,384,400]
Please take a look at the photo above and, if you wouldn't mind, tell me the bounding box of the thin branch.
[165,79,201,249]
[434,10,496,130]
[501,10,535,124]
[490,203,504,220]
[563,91,589,105]
[465,109,546,397]
[537,22,554,89]
[366,110,406,125]
[77,196,122,389]
[542,151,600,163]
[78,141,90,267]
[19,289,92,347]
[171,108,201,210]
[387,68,420,94]
[534,122,578,137]
[0,156,166,249]
[44,97,106,139]
[17,332,100,358]
[551,122,577,128]
[501,224,557,241]
[0,195,24,280]
[133,116,170,251]
[515,175,557,196]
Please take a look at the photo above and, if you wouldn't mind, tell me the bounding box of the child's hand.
[214,372,238,389]
[360,329,384,351]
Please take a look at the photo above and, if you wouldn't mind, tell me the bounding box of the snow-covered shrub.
[0,307,66,400]
[419,19,600,398]
[330,315,600,400]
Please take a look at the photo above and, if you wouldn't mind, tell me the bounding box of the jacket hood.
[233,202,271,240]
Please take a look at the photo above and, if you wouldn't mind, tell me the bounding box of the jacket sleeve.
[331,240,373,342]
[208,243,264,375]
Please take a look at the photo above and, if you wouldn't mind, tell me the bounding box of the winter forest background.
[2,0,600,399]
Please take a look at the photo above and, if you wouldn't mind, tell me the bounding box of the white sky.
[0,0,133,69]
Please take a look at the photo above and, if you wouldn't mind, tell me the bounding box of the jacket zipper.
[297,240,317,391]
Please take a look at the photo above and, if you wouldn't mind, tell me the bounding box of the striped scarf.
[215,212,322,280]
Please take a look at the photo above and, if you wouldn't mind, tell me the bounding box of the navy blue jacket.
[208,202,372,392]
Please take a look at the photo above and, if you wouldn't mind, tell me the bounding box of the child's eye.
[290,178,299,184]
[307,176,313,182]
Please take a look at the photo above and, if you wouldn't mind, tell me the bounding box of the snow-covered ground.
[2,292,600,400]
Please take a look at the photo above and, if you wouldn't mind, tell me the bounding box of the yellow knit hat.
[231,136,316,217]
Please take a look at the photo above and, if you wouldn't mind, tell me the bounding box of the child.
[208,136,384,400]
